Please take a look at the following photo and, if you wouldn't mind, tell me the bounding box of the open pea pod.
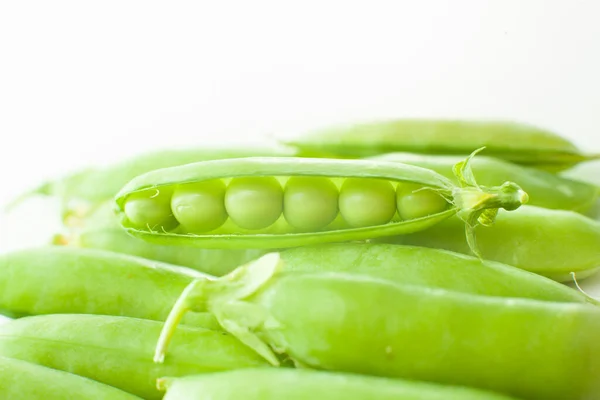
[283,119,599,170]
[114,156,528,250]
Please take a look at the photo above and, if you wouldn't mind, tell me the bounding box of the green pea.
[0,356,140,399]
[0,314,268,399]
[339,178,396,227]
[0,246,219,328]
[396,183,448,220]
[124,188,177,231]
[225,177,283,229]
[283,176,338,230]
[155,254,600,400]
[171,180,227,232]
[159,368,518,400]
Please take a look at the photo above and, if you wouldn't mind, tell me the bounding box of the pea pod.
[278,243,591,303]
[0,314,268,399]
[155,254,600,400]
[283,119,599,170]
[380,205,600,281]
[0,356,140,399]
[159,368,519,400]
[115,156,528,251]
[0,246,218,328]
[371,153,599,212]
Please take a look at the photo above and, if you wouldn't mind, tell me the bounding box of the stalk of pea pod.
[155,253,600,400]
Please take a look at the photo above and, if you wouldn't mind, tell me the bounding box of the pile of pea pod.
[2,119,600,400]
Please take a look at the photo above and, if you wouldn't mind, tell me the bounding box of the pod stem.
[153,253,284,365]
[451,148,529,256]
[154,279,205,363]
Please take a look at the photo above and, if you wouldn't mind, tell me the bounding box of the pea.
[0,356,140,399]
[224,177,283,229]
[171,180,227,232]
[283,176,338,230]
[396,183,448,220]
[339,178,396,227]
[124,188,177,231]
[155,254,600,400]
[159,368,518,400]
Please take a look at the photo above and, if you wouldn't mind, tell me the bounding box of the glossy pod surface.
[115,157,527,249]
[0,356,141,399]
[0,247,218,327]
[285,119,597,170]
[372,153,599,212]
[382,205,600,281]
[279,243,591,303]
[159,368,519,400]
[0,314,268,399]
[155,255,600,400]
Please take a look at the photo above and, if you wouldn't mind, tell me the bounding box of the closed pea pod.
[0,356,141,399]
[0,246,219,328]
[371,153,599,213]
[114,155,528,251]
[0,314,268,399]
[155,254,600,400]
[278,243,592,303]
[284,119,599,170]
[158,368,519,400]
[381,205,600,281]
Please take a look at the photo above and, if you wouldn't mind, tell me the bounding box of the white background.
[0,2,599,270]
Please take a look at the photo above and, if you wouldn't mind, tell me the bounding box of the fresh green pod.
[0,356,141,399]
[158,368,519,400]
[371,153,599,213]
[115,156,528,250]
[155,254,600,400]
[8,145,295,215]
[0,246,220,328]
[380,205,600,281]
[0,314,268,399]
[278,243,592,303]
[284,119,599,170]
